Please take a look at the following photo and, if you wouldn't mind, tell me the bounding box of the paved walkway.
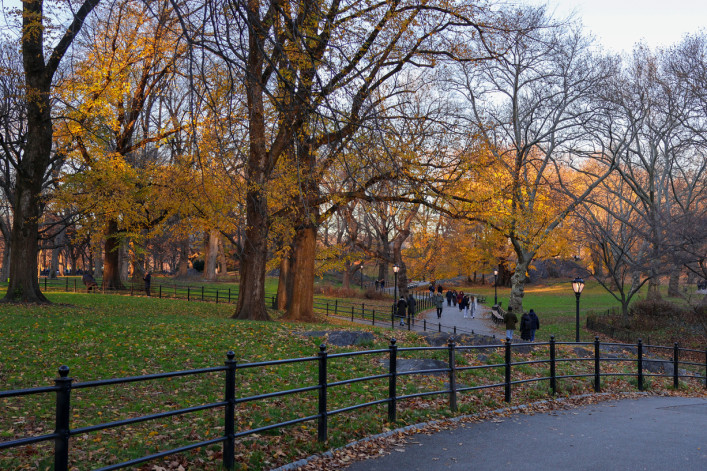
[345,396,707,470]
[416,296,500,338]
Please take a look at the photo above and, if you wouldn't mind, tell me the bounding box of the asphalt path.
[345,396,707,471]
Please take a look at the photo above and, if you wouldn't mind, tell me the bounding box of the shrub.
[363,288,388,300]
[192,259,205,272]
[313,284,359,298]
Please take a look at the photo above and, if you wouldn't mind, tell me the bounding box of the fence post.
[130,283,133,296]
[54,366,72,471]
[159,285,162,299]
[438,322,441,333]
[673,343,679,389]
[550,336,556,395]
[228,288,231,303]
[424,319,426,331]
[65,278,68,292]
[391,308,394,330]
[216,289,219,304]
[504,339,512,402]
[361,303,364,319]
[326,302,329,316]
[223,351,236,470]
[334,300,338,315]
[453,326,456,335]
[637,339,643,391]
[45,277,47,291]
[201,286,204,301]
[372,310,375,325]
[74,279,76,293]
[388,339,398,423]
[594,337,601,392]
[318,344,328,442]
[448,339,457,412]
[351,306,354,322]
[187,286,190,301]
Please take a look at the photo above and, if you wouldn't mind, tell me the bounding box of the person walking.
[470,295,477,319]
[520,311,532,341]
[434,291,444,319]
[397,296,408,326]
[446,289,453,306]
[451,290,457,307]
[407,293,417,326]
[503,306,518,341]
[463,294,471,317]
[529,309,540,341]
[143,271,152,297]
[457,291,464,312]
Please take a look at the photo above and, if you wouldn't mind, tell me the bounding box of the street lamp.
[493,268,499,306]
[572,277,585,342]
[359,262,364,289]
[393,265,400,301]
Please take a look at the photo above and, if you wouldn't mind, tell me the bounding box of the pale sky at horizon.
[522,0,706,53]
[2,0,705,55]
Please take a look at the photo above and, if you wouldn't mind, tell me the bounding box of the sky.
[522,0,707,53]
[1,0,705,54]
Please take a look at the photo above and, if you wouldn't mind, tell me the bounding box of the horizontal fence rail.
[1,338,705,470]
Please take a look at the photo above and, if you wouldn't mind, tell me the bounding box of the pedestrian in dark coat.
[407,294,417,326]
[451,290,457,306]
[503,306,518,340]
[396,296,408,326]
[143,272,152,297]
[434,292,444,318]
[520,311,532,341]
[529,309,540,341]
[445,290,453,306]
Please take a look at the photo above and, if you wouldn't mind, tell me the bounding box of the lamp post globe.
[572,277,585,342]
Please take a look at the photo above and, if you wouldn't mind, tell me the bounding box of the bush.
[313,284,359,298]
[629,298,683,319]
[364,288,388,300]
[192,259,205,272]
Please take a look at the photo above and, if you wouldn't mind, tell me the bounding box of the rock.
[396,359,448,376]
[573,347,593,358]
[419,332,502,348]
[301,330,374,347]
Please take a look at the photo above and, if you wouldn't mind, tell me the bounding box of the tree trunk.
[276,250,292,310]
[284,223,316,322]
[0,243,10,281]
[647,276,661,300]
[102,219,125,290]
[668,268,680,297]
[92,237,103,277]
[508,251,533,313]
[203,230,219,281]
[342,261,352,290]
[178,239,189,277]
[218,236,228,274]
[3,185,48,302]
[233,188,270,321]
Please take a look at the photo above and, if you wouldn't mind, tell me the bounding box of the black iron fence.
[1,337,705,470]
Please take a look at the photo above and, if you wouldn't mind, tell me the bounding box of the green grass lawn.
[0,288,703,470]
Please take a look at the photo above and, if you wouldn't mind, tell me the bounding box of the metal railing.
[1,337,705,470]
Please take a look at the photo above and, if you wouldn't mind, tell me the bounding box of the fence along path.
[41,276,504,339]
[1,337,705,470]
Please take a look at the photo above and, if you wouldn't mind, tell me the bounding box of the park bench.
[491,306,505,324]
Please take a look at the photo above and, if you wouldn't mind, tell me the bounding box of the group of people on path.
[396,294,417,326]
[502,307,540,341]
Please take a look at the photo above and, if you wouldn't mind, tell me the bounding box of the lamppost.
[493,268,499,306]
[359,263,364,289]
[393,264,400,320]
[572,277,585,342]
[393,265,400,301]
